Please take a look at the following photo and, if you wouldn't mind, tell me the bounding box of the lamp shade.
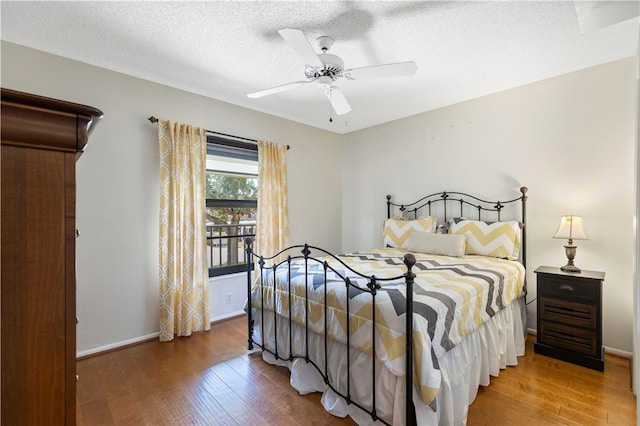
[553,215,588,240]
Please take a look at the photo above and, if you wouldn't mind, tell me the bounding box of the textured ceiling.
[1,1,638,134]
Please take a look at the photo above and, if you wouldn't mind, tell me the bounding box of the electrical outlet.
[225,293,232,304]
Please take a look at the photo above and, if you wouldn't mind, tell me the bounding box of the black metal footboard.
[245,239,417,426]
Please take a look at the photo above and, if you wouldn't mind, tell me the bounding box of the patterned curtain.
[158,120,210,341]
[256,140,289,264]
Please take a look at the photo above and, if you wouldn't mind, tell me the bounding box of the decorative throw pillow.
[382,216,437,249]
[448,218,522,260]
[406,231,466,257]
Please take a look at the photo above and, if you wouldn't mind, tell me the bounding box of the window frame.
[206,134,258,278]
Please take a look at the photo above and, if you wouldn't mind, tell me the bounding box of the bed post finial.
[387,194,392,219]
[404,253,416,271]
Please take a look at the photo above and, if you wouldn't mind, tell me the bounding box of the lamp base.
[560,263,582,273]
[561,242,581,273]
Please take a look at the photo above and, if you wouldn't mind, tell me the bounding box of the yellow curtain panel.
[158,120,210,341]
[256,140,289,265]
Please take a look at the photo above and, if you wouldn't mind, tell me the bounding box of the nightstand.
[534,266,605,371]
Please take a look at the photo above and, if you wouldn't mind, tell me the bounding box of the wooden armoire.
[1,88,103,425]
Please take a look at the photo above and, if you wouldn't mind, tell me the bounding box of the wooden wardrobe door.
[1,88,102,426]
[1,146,75,424]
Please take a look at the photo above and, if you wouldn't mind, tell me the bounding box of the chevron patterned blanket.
[250,248,525,405]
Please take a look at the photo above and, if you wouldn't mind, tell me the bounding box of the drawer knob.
[559,284,575,291]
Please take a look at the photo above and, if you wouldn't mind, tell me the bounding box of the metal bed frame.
[246,186,528,426]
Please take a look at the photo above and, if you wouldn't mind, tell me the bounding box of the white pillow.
[406,231,466,257]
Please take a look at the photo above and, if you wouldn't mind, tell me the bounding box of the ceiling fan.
[247,28,418,117]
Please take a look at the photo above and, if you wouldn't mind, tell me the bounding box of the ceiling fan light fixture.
[317,75,333,87]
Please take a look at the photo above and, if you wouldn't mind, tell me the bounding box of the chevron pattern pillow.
[383,216,437,249]
[449,218,522,260]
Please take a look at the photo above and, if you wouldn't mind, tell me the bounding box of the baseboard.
[76,313,248,360]
[211,310,246,322]
[77,332,160,359]
[604,346,633,359]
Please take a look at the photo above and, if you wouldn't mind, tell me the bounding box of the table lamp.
[553,215,588,273]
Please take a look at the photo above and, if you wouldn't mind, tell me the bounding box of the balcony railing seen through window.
[206,221,255,276]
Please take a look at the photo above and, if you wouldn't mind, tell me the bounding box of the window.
[205,135,257,277]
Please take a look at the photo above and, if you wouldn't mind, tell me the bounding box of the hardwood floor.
[77,315,636,425]
[467,340,636,425]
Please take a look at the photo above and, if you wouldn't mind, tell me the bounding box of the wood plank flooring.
[77,315,636,425]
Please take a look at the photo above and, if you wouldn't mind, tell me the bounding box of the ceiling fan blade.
[247,80,310,98]
[278,28,323,67]
[346,61,417,80]
[325,86,351,115]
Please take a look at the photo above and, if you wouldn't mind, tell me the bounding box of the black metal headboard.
[386,186,528,268]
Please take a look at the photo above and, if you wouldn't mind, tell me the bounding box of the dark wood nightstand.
[534,266,605,371]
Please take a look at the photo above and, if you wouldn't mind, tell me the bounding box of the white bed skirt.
[252,297,526,426]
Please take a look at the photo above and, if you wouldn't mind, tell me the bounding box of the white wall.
[342,58,637,354]
[1,41,343,355]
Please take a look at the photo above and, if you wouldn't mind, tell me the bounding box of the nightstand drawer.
[538,274,598,302]
[538,321,598,357]
[539,297,596,329]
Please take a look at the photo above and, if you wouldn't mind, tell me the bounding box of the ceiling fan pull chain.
[329,87,333,123]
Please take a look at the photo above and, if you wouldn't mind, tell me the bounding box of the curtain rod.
[147,116,289,149]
